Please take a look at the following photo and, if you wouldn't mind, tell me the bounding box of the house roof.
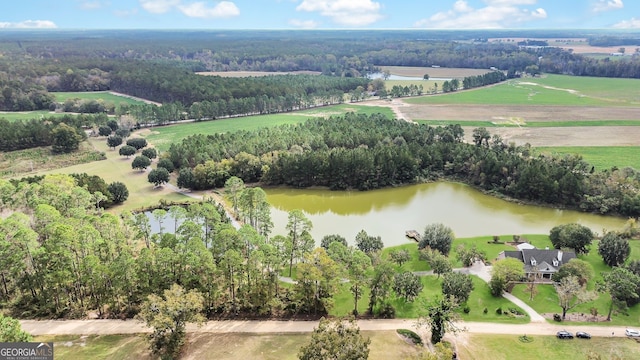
[502,248,576,274]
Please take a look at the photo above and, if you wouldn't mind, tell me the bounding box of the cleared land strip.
[20,319,629,338]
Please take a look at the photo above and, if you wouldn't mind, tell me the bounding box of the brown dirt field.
[378,66,491,78]
[196,71,321,77]
[354,100,640,147]
[403,104,640,122]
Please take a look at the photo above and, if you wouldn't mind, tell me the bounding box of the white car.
[625,328,640,337]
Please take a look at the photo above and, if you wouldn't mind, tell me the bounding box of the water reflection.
[266,182,626,247]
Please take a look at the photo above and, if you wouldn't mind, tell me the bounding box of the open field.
[197,71,321,77]
[36,137,193,213]
[538,146,640,171]
[0,110,70,121]
[33,330,640,360]
[378,66,492,78]
[52,91,146,106]
[142,104,395,151]
[488,37,640,56]
[35,331,421,360]
[457,334,640,360]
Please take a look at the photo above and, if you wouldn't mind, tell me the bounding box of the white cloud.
[414,0,547,29]
[0,20,57,29]
[139,0,181,14]
[296,0,383,27]
[114,8,139,17]
[593,0,624,13]
[613,17,640,28]
[289,19,320,29]
[178,1,240,18]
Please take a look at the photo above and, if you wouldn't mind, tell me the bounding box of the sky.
[1,0,639,30]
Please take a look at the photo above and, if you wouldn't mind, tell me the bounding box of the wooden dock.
[405,230,421,242]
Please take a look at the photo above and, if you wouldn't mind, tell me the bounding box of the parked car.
[556,330,574,339]
[625,328,640,337]
[576,331,591,339]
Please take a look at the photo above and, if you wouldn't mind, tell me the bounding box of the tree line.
[168,113,640,217]
[0,114,109,152]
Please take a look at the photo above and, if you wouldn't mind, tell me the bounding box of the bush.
[483,307,488,314]
[553,314,562,322]
[397,329,423,346]
[509,308,523,316]
[379,304,396,319]
[463,306,470,314]
[496,307,503,315]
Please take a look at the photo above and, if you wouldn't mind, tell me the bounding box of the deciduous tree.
[393,272,423,302]
[136,284,204,360]
[298,317,370,360]
[555,275,596,320]
[441,272,474,304]
[132,155,151,171]
[598,232,631,267]
[599,267,640,320]
[490,257,525,296]
[549,223,594,255]
[417,296,462,344]
[419,223,454,256]
[148,167,170,187]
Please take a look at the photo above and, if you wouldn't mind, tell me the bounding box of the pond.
[265,182,626,247]
[367,72,451,81]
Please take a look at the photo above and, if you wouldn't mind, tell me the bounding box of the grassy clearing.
[186,331,421,360]
[52,91,144,106]
[0,142,106,178]
[416,119,640,128]
[36,137,193,213]
[143,104,394,151]
[34,334,151,360]
[406,74,640,106]
[458,334,640,360]
[0,110,68,122]
[537,146,640,171]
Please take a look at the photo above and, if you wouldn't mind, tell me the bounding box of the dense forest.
[2,29,640,112]
[168,114,640,217]
[0,174,381,319]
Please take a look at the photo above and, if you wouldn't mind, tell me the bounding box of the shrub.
[496,307,503,315]
[463,306,470,314]
[509,308,523,316]
[379,304,396,319]
[553,314,562,322]
[397,329,423,346]
[483,307,488,314]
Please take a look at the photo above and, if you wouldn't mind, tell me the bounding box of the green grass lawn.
[537,146,640,171]
[0,110,70,122]
[406,75,640,106]
[143,104,394,152]
[459,334,640,360]
[52,91,145,106]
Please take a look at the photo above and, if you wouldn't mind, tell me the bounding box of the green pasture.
[417,119,640,128]
[52,91,145,106]
[459,334,640,360]
[0,110,67,122]
[142,104,394,152]
[537,146,640,171]
[406,74,640,106]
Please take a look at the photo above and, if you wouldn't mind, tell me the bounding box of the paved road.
[20,318,630,339]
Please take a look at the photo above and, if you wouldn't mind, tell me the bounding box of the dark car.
[556,330,574,339]
[576,331,591,339]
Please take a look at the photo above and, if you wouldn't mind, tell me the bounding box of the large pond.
[367,72,451,81]
[266,182,626,247]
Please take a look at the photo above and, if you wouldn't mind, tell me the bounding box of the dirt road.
[20,318,631,338]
